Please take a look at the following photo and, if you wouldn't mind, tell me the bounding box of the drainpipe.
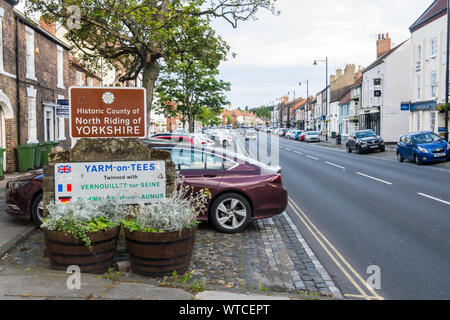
[14,16,21,146]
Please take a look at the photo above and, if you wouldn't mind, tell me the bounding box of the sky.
[16,0,433,110]
[212,0,433,109]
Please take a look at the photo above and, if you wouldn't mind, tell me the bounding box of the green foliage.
[121,177,209,233]
[254,106,272,120]
[197,106,223,127]
[42,199,123,248]
[25,0,278,125]
[155,21,231,132]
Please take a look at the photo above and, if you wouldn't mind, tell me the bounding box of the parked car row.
[5,140,288,233]
[150,130,233,148]
[268,128,322,144]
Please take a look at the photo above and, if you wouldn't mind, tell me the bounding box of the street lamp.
[314,57,328,141]
[299,81,309,130]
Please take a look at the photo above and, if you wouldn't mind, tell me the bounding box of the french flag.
[58,184,72,193]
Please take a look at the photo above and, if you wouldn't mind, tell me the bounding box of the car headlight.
[7,181,30,189]
[418,146,429,153]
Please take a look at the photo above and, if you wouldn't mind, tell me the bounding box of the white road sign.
[54,161,166,204]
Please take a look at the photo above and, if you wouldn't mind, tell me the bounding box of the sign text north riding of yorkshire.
[69,87,146,138]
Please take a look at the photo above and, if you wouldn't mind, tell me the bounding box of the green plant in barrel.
[121,177,210,277]
[41,199,124,273]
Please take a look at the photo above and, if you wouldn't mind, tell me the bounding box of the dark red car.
[5,143,287,234]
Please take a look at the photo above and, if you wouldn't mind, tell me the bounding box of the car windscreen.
[412,133,442,144]
[355,131,377,138]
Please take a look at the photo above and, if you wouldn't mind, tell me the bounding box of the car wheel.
[210,193,251,234]
[356,145,363,154]
[380,146,385,152]
[346,145,352,153]
[30,193,43,226]
[397,152,404,162]
[414,153,422,165]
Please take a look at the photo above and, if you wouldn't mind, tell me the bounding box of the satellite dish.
[6,0,20,5]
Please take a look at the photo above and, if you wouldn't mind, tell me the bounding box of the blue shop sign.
[400,103,410,111]
[409,101,436,112]
[438,127,446,133]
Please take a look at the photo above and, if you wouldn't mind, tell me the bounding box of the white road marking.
[355,172,392,185]
[325,161,346,170]
[417,193,450,206]
[294,151,303,155]
[306,155,319,160]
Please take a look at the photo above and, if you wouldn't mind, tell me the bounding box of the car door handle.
[203,174,217,178]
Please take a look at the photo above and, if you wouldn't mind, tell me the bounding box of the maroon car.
[5,144,287,234]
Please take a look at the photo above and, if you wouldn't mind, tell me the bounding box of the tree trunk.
[142,58,160,136]
[189,118,195,133]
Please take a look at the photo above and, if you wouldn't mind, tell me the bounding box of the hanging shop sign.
[69,87,146,138]
[56,99,70,118]
[54,160,166,204]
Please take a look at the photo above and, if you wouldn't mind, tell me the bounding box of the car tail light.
[271,174,282,184]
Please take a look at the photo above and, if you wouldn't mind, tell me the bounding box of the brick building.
[0,1,102,172]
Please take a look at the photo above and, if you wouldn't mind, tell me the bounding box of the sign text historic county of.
[69,87,146,138]
[54,161,166,204]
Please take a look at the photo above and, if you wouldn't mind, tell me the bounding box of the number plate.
[370,145,378,149]
[434,153,445,158]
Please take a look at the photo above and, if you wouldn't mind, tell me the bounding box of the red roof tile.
[410,0,447,33]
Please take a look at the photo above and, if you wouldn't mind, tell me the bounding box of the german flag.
[58,197,72,203]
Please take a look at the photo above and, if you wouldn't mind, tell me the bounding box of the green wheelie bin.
[32,143,41,169]
[40,141,59,165]
[16,144,35,172]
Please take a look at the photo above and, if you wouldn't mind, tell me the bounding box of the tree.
[197,106,223,127]
[25,0,278,132]
[155,58,231,132]
[254,106,271,120]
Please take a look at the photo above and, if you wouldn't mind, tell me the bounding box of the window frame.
[57,45,64,89]
[25,26,37,81]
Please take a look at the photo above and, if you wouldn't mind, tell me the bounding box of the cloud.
[213,0,432,108]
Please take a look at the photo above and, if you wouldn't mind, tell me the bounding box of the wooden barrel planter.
[124,224,198,277]
[43,227,120,274]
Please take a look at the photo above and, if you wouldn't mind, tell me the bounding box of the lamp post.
[299,81,309,130]
[446,0,450,141]
[314,57,328,141]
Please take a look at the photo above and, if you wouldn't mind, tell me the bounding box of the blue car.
[397,132,450,165]
[294,130,304,140]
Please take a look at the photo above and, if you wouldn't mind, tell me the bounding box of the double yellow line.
[288,197,384,300]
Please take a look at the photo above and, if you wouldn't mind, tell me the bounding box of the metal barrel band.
[125,233,196,246]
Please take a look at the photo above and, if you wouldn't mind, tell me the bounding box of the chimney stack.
[377,33,391,58]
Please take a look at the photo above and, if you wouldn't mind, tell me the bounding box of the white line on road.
[306,155,319,160]
[417,193,450,206]
[325,161,346,170]
[294,151,303,155]
[355,172,393,185]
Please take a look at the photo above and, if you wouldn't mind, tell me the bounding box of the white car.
[305,131,320,143]
[244,130,257,140]
[192,133,215,146]
[206,130,233,147]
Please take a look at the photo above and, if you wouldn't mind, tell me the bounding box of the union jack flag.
[57,165,71,174]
